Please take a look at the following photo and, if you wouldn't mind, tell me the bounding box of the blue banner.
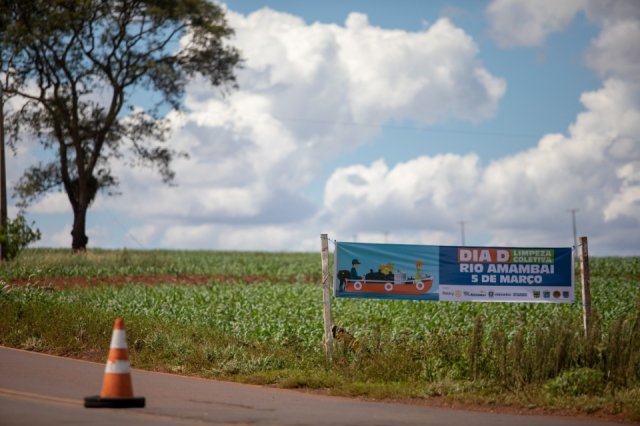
[334,242,574,303]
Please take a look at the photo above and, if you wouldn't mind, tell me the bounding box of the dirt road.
[0,347,625,426]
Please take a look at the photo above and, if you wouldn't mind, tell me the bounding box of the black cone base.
[84,395,145,408]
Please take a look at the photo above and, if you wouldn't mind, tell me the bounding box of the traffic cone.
[84,318,145,408]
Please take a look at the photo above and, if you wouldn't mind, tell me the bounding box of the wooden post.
[0,83,7,262]
[320,234,333,359]
[579,236,592,338]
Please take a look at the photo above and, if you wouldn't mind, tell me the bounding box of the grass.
[1,249,639,421]
[2,248,320,282]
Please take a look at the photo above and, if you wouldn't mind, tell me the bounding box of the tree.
[0,0,241,250]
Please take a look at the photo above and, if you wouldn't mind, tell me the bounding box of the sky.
[6,0,640,255]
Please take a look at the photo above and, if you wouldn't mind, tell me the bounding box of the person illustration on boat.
[350,258,362,280]
[415,260,424,282]
[336,259,362,292]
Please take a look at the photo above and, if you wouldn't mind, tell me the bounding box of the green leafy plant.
[0,215,41,261]
[1,251,639,421]
[544,368,605,397]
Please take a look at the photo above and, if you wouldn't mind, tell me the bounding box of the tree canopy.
[0,0,241,250]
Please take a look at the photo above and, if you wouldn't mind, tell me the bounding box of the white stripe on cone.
[104,359,131,374]
[109,330,128,349]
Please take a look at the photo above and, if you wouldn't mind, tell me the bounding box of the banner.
[334,242,574,303]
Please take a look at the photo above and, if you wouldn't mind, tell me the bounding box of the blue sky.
[7,0,640,254]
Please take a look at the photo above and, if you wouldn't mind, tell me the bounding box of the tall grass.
[0,250,639,419]
[1,248,320,282]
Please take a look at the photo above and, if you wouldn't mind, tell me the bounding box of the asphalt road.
[0,346,626,426]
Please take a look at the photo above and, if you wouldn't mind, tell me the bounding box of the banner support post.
[320,234,333,359]
[579,236,592,338]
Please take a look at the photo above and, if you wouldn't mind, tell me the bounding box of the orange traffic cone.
[84,318,145,408]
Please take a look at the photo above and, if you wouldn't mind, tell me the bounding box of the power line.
[270,114,541,139]
[103,209,145,249]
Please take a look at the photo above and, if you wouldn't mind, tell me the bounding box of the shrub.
[544,367,605,397]
[0,215,41,261]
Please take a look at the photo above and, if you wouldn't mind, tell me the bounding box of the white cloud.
[582,0,640,25]
[453,0,639,254]
[604,163,640,221]
[34,222,72,248]
[324,154,480,233]
[127,224,157,247]
[487,0,585,47]
[19,3,640,255]
[487,0,640,71]
[316,1,640,254]
[488,81,639,241]
[4,136,39,202]
[105,8,504,232]
[30,192,70,214]
[335,14,506,123]
[159,222,316,251]
[321,76,640,254]
[586,17,640,81]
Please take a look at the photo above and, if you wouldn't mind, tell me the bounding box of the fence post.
[320,234,333,359]
[579,236,592,338]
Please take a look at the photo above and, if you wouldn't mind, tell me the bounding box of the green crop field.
[1,249,639,421]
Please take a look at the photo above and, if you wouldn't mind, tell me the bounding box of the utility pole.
[0,83,7,261]
[459,221,466,246]
[568,208,579,250]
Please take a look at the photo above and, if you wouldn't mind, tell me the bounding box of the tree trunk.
[71,204,89,251]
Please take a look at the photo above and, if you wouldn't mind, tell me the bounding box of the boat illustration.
[344,277,433,295]
[337,261,433,296]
